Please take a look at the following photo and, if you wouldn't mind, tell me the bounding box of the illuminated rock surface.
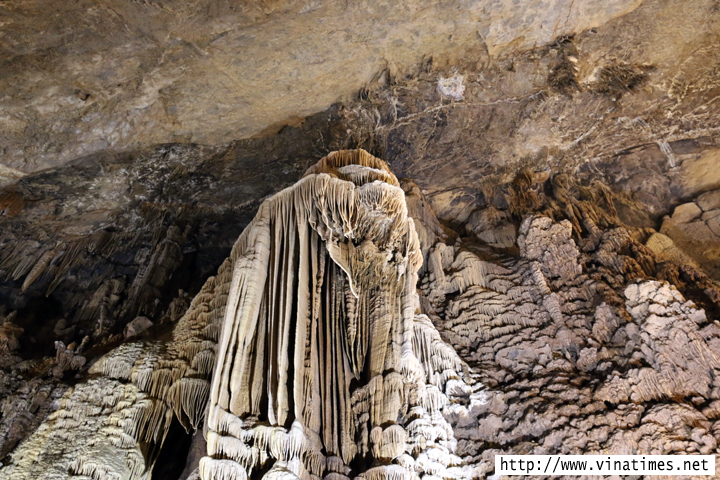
[4,0,720,477]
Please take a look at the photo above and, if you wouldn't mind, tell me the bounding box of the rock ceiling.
[3,0,720,478]
[1,0,642,173]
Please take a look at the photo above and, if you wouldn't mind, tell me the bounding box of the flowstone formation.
[6,148,720,479]
[200,150,479,480]
[0,151,481,480]
[409,173,720,477]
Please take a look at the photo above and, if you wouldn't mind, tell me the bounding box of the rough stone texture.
[331,0,720,232]
[660,194,720,279]
[0,112,350,364]
[0,118,350,471]
[414,191,720,478]
[0,0,641,174]
[4,0,720,477]
[1,152,482,480]
[4,149,720,478]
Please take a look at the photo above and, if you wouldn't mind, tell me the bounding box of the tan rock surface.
[676,149,720,198]
[0,0,641,173]
[645,232,701,269]
[660,195,720,279]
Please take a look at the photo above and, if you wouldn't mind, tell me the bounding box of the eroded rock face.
[658,194,720,280]
[0,151,481,480]
[4,3,720,473]
[0,123,351,475]
[0,0,641,175]
[331,0,720,236]
[415,193,720,477]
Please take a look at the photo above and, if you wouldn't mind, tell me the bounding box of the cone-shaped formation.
[201,150,474,480]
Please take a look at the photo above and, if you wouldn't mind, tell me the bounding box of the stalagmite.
[202,150,475,480]
[0,150,475,480]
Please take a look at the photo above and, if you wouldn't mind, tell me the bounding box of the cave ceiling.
[0,0,643,174]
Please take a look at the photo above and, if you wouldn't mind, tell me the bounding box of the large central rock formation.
[200,150,475,480]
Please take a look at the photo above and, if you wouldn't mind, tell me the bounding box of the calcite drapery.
[200,150,473,480]
[0,150,475,480]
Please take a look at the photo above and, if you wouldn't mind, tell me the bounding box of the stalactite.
[20,247,55,292]
[1,226,230,479]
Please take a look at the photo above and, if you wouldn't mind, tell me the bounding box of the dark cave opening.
[151,419,196,480]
